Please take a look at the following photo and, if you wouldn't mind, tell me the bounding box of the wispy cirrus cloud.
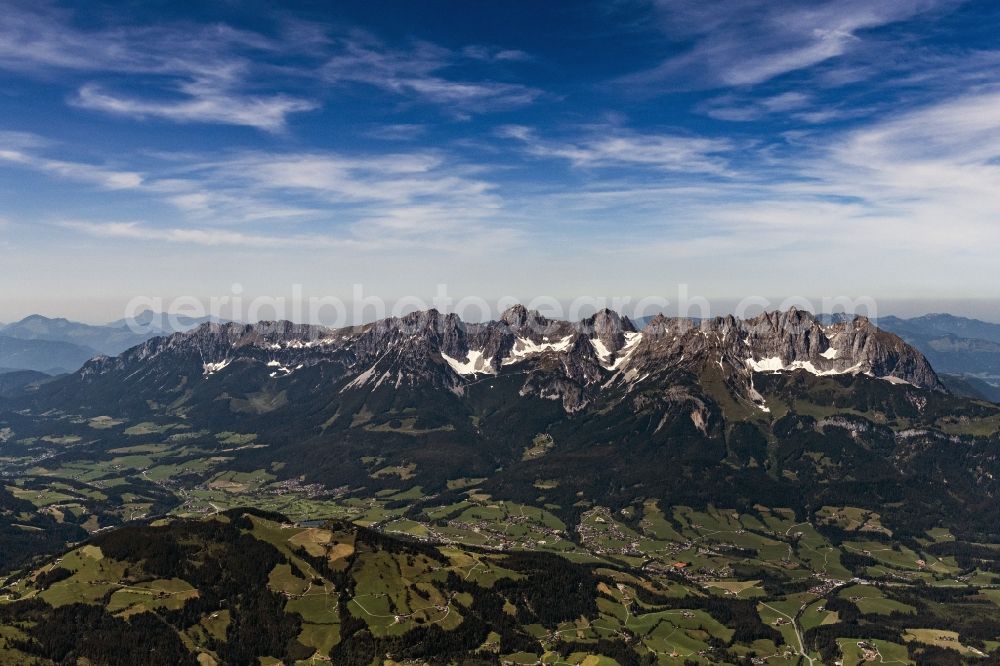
[624,0,962,88]
[0,2,284,73]
[11,131,517,252]
[363,123,428,141]
[322,35,541,113]
[72,83,318,132]
[59,220,366,250]
[460,45,532,62]
[801,86,1000,241]
[62,212,523,256]
[479,83,1000,298]
[215,152,494,205]
[698,92,813,122]
[696,91,874,125]
[0,137,324,221]
[0,2,319,131]
[498,125,733,174]
[0,131,143,189]
[0,3,543,129]
[668,89,1000,273]
[185,150,510,244]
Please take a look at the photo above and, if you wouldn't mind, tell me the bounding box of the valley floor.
[3,409,1000,664]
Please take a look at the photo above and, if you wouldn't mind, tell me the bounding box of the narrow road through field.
[760,601,814,666]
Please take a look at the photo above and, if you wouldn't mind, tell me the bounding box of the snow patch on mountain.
[746,357,867,378]
[746,357,785,372]
[203,359,231,375]
[502,335,575,366]
[268,363,302,378]
[343,365,377,390]
[610,332,643,371]
[589,338,612,363]
[442,350,495,375]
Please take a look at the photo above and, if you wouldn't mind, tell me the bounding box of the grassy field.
[3,411,1000,665]
[903,628,989,658]
[838,585,916,616]
[837,638,913,665]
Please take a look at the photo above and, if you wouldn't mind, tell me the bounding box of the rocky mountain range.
[8,307,999,407]
[4,301,995,537]
[52,306,941,416]
[13,305,982,526]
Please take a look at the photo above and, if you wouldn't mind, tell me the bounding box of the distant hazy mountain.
[876,313,1000,394]
[940,373,1000,402]
[0,368,53,397]
[0,334,98,374]
[0,310,223,358]
[104,309,223,336]
[1,314,148,356]
[879,313,1000,344]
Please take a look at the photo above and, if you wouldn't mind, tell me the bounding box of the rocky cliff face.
[576,309,637,353]
[70,306,944,414]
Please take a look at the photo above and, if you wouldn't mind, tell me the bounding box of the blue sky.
[1,0,998,322]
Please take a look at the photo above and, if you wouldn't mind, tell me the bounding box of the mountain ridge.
[58,306,942,415]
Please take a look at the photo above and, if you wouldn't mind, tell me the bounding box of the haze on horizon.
[1,0,998,323]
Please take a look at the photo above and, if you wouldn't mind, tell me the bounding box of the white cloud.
[0,143,143,190]
[697,91,869,124]
[800,87,1000,249]
[189,151,498,221]
[699,92,814,121]
[22,138,519,254]
[2,126,513,249]
[626,0,960,88]
[0,4,542,127]
[155,187,316,222]
[60,220,365,249]
[322,36,541,112]
[72,83,318,132]
[14,83,1000,290]
[364,123,428,141]
[499,125,733,174]
[198,151,512,247]
[0,2,317,130]
[489,87,1000,299]
[761,92,812,113]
